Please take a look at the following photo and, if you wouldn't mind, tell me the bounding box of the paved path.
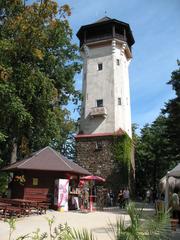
[0,206,180,239]
[0,208,130,240]
[171,226,180,240]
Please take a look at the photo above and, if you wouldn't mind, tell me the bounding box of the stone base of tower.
[75,133,135,193]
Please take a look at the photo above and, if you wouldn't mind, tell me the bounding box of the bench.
[3,205,25,218]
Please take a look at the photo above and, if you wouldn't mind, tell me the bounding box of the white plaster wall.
[80,40,132,137]
[113,44,132,137]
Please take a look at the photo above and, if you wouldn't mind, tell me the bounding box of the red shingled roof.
[1,146,90,175]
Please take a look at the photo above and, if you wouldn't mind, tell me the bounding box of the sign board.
[54,179,69,211]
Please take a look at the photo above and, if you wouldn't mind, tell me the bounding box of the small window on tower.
[118,98,122,105]
[98,63,103,71]
[95,141,103,151]
[96,99,103,107]
[116,59,120,65]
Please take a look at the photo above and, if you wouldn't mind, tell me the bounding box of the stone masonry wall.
[76,136,117,180]
[76,135,135,192]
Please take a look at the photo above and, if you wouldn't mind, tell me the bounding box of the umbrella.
[80,175,105,182]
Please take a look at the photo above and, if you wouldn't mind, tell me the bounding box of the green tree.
[135,115,170,196]
[0,0,81,167]
[135,62,180,196]
[163,60,180,163]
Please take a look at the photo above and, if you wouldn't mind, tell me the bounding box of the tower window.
[98,63,103,71]
[116,59,120,65]
[95,141,102,151]
[96,99,103,107]
[118,98,122,105]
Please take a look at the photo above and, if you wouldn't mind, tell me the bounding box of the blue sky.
[59,0,180,131]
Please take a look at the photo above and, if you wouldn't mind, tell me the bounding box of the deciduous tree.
[0,0,81,169]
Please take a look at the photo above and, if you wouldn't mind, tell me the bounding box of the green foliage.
[10,216,93,240]
[5,217,16,240]
[146,213,171,240]
[113,202,144,240]
[135,115,171,195]
[163,60,180,163]
[72,229,95,240]
[112,133,132,186]
[135,62,180,195]
[0,132,7,142]
[0,172,9,195]
[112,202,171,240]
[5,211,171,240]
[113,133,132,167]
[30,229,47,240]
[0,0,81,170]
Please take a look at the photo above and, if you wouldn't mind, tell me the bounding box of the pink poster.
[54,179,69,211]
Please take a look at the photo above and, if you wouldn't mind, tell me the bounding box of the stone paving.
[0,205,180,239]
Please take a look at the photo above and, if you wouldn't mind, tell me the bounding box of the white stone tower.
[76,17,135,189]
[77,17,134,138]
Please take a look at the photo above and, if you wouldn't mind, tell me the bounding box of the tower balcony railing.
[85,33,127,44]
[90,106,107,118]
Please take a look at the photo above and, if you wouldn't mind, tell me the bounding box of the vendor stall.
[1,146,90,210]
[164,163,180,209]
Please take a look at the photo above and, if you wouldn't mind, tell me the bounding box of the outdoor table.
[0,202,12,210]
[0,201,24,218]
[0,202,11,206]
[11,199,34,215]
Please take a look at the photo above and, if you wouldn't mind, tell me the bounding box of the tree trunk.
[10,138,17,164]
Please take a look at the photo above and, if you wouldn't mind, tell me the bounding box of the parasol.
[80,175,105,182]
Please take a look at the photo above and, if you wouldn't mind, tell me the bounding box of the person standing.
[109,189,114,207]
[171,188,180,223]
[123,188,130,206]
[146,189,151,203]
[117,190,124,208]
